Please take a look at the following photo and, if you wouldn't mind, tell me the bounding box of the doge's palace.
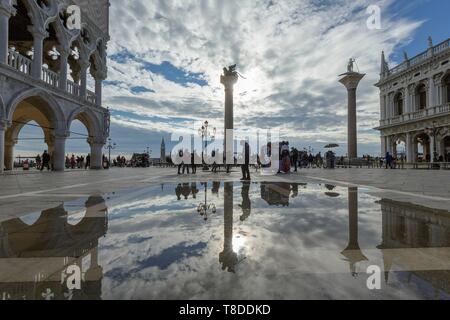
[0,0,110,172]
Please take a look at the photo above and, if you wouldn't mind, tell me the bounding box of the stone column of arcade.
[89,138,105,169]
[0,120,7,173]
[220,66,239,168]
[339,60,365,160]
[4,140,15,170]
[0,2,15,64]
[52,132,67,171]
[30,29,48,80]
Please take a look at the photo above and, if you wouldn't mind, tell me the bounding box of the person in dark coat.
[241,142,251,181]
[41,150,51,171]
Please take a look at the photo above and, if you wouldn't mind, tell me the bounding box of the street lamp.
[197,182,217,221]
[198,121,216,170]
[105,138,116,168]
[425,121,449,163]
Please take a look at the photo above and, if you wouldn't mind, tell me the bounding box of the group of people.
[282,146,324,173]
[65,154,91,170]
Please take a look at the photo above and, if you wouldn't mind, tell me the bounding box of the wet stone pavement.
[1,180,450,300]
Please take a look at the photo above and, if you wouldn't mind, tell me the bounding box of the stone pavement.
[0,167,449,222]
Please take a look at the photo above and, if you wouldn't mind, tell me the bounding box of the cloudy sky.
[15,0,450,157]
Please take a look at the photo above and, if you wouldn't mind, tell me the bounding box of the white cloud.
[103,0,423,156]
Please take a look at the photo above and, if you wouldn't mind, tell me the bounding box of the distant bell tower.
[160,138,166,163]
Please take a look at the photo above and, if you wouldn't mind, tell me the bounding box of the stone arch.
[4,88,67,170]
[441,70,450,104]
[392,134,406,158]
[413,132,431,162]
[67,107,102,139]
[415,82,428,110]
[393,91,404,116]
[7,88,66,129]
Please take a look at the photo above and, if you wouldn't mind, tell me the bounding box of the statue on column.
[347,58,356,73]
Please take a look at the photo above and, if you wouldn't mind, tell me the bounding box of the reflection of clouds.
[97,183,428,299]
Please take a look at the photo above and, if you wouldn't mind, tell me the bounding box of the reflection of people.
[175,184,182,200]
[182,183,191,200]
[239,182,251,221]
[212,181,220,195]
[191,183,199,199]
[291,184,299,198]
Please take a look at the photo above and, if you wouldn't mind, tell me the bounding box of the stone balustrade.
[5,48,101,107]
[379,102,450,127]
[389,39,450,76]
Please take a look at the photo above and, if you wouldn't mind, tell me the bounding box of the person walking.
[191,152,196,174]
[385,152,392,169]
[85,154,91,169]
[35,154,42,171]
[291,148,299,172]
[241,141,251,181]
[40,150,51,171]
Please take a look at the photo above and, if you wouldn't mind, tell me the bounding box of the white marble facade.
[375,37,450,162]
[0,0,110,172]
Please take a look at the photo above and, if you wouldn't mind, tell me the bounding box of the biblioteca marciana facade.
[376,37,450,162]
[0,0,110,173]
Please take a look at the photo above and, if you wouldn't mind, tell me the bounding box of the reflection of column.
[341,187,368,276]
[339,71,365,159]
[219,182,238,272]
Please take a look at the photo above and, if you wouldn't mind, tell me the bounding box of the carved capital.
[0,0,16,17]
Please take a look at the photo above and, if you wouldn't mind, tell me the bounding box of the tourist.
[40,150,51,171]
[177,149,184,175]
[241,141,251,181]
[385,152,392,169]
[280,144,291,173]
[191,152,197,174]
[35,154,42,170]
[291,148,299,172]
[85,154,91,169]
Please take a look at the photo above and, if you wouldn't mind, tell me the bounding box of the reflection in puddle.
[1,182,450,300]
[0,196,108,300]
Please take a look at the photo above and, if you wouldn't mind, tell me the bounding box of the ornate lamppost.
[105,138,116,168]
[197,182,217,221]
[198,121,216,171]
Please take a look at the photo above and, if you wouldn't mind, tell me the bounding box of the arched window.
[394,92,404,116]
[444,74,450,104]
[416,84,427,110]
